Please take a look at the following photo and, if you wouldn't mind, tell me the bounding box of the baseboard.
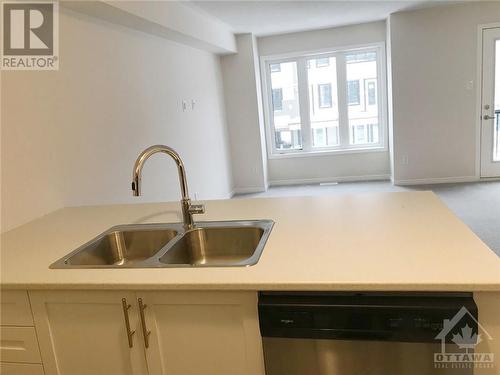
[480,176,500,181]
[232,186,267,195]
[269,174,391,187]
[394,176,479,186]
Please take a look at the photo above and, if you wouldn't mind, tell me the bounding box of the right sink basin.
[159,220,274,267]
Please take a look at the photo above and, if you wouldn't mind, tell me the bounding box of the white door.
[480,27,500,177]
[138,291,265,375]
[29,291,148,375]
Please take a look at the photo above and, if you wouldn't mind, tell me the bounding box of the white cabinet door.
[29,291,148,375]
[138,291,265,375]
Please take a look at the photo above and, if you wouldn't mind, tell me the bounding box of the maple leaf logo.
[452,324,482,350]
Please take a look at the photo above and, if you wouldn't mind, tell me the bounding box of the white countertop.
[1,192,499,291]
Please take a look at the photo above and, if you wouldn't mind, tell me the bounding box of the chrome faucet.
[132,145,205,229]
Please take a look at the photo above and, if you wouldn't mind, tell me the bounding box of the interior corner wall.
[386,17,395,181]
[252,38,269,187]
[388,2,500,185]
[221,34,268,194]
[257,21,391,185]
[1,7,233,232]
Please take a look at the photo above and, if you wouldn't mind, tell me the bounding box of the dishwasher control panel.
[258,292,478,343]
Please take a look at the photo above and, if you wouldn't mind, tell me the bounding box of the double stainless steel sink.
[50,220,274,268]
[52,146,274,269]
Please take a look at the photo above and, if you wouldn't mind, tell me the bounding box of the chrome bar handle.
[121,298,135,348]
[138,298,151,348]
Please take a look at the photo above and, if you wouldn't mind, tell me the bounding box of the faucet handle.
[188,204,205,215]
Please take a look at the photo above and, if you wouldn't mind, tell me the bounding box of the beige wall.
[1,7,233,232]
[62,1,237,54]
[268,152,391,185]
[258,21,386,57]
[258,21,391,185]
[221,34,268,193]
[388,2,500,184]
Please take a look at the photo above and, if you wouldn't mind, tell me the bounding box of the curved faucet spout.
[131,145,204,229]
[132,145,188,198]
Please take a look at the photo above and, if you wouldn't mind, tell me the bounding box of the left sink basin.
[50,224,182,268]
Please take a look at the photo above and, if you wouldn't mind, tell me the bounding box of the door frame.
[476,22,500,179]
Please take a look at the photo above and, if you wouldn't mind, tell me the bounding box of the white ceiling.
[189,1,450,37]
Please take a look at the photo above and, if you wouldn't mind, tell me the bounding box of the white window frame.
[260,42,388,159]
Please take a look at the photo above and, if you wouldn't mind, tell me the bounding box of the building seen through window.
[266,46,382,153]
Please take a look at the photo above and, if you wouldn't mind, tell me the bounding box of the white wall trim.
[231,186,267,195]
[394,176,479,186]
[267,146,388,160]
[480,176,500,182]
[476,22,500,179]
[478,22,500,31]
[269,174,390,186]
[476,24,484,179]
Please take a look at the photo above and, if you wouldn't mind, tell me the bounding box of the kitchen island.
[2,191,499,291]
[1,192,499,375]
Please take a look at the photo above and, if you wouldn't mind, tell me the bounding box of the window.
[272,88,283,111]
[313,128,326,147]
[350,123,379,145]
[270,63,281,73]
[367,81,376,106]
[316,57,330,68]
[346,51,377,63]
[307,57,339,148]
[264,45,385,155]
[347,80,360,105]
[346,51,379,145]
[268,61,302,151]
[318,84,332,108]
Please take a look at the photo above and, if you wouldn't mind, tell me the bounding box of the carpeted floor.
[235,180,500,257]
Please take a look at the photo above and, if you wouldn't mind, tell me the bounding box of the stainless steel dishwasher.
[259,292,479,375]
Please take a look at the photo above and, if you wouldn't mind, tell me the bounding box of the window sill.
[268,146,387,160]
